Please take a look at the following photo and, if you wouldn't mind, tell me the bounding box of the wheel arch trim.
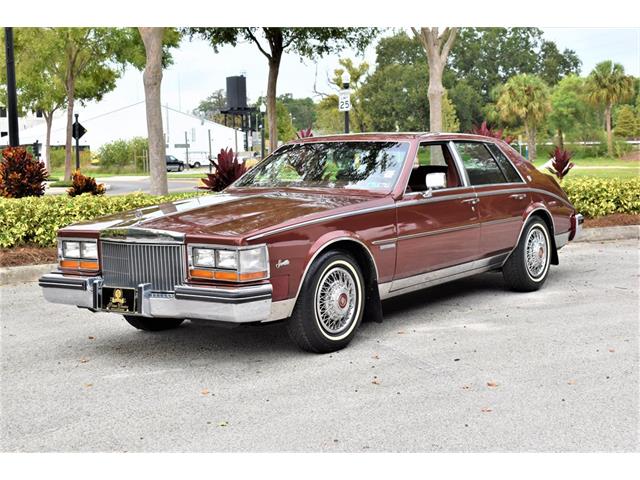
[286,235,380,318]
[505,206,558,267]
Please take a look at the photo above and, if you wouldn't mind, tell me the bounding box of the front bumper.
[39,273,274,323]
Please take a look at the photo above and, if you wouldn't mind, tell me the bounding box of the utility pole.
[4,28,19,147]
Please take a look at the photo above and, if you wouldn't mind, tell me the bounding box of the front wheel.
[123,315,184,331]
[286,250,365,353]
[192,162,201,168]
[178,164,184,172]
[502,217,551,292]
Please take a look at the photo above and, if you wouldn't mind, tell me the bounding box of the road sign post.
[339,71,351,134]
[72,114,87,170]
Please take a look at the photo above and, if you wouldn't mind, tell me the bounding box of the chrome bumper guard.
[38,273,273,323]
[571,213,584,241]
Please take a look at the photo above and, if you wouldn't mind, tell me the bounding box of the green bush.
[0,192,203,248]
[49,148,92,169]
[97,137,148,172]
[562,177,640,218]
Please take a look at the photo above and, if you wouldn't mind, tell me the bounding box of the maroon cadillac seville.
[39,133,583,352]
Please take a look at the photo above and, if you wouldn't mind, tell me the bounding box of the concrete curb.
[0,227,637,286]
[0,263,56,286]
[576,225,640,243]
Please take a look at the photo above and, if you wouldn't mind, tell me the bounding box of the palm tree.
[585,60,635,157]
[496,74,551,161]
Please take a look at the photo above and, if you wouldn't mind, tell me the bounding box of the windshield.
[234,141,410,193]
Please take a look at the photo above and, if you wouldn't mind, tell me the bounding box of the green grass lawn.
[532,156,639,180]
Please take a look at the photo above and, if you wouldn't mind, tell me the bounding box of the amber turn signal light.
[59,260,99,271]
[189,269,268,282]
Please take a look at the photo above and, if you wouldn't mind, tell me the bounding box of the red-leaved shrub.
[546,147,574,181]
[67,170,106,197]
[0,146,48,198]
[199,148,247,192]
[296,128,313,139]
[471,121,515,144]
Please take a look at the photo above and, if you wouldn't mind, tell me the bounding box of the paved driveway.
[1,240,637,452]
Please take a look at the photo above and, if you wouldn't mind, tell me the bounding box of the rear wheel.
[502,217,551,292]
[192,162,201,168]
[178,164,184,172]
[286,250,364,353]
[123,315,184,331]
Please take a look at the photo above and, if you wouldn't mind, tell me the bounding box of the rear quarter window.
[485,143,524,183]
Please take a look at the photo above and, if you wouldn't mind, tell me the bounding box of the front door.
[392,142,481,291]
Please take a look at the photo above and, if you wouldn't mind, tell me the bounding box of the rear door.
[453,141,529,260]
[392,142,481,286]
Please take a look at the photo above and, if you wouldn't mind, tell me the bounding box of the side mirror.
[425,172,446,190]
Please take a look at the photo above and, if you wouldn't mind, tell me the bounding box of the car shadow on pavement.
[82,271,513,360]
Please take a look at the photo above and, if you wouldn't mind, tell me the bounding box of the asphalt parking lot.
[1,240,638,452]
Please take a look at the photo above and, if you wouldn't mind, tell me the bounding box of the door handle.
[461,198,479,205]
[509,193,527,200]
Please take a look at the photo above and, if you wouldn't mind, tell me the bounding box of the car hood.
[60,190,380,241]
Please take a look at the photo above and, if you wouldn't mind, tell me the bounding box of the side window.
[407,143,461,192]
[485,143,523,183]
[454,142,507,186]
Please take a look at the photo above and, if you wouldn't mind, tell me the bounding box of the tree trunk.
[44,112,53,173]
[267,54,281,153]
[605,103,613,157]
[427,62,444,132]
[526,123,537,161]
[412,27,457,133]
[557,127,564,151]
[64,76,75,181]
[139,27,168,196]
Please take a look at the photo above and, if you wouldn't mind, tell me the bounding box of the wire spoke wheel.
[525,226,548,279]
[314,265,358,336]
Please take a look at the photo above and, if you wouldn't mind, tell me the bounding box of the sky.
[75,27,640,124]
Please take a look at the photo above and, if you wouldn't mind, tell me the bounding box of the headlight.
[81,242,98,260]
[216,250,238,270]
[62,241,81,258]
[58,239,99,271]
[192,247,216,268]
[188,244,269,282]
[239,247,268,274]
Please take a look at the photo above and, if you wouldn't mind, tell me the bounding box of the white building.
[12,101,245,166]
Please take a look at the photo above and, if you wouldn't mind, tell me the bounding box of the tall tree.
[537,40,581,86]
[186,28,377,152]
[411,27,458,131]
[585,60,635,156]
[139,28,168,195]
[496,74,551,161]
[316,59,370,134]
[548,75,587,149]
[278,94,316,131]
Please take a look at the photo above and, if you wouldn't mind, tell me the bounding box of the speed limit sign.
[338,89,351,112]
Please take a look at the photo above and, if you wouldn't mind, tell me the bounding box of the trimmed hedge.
[562,177,640,218]
[0,192,203,248]
[1,179,638,249]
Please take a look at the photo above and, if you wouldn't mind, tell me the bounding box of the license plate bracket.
[101,287,137,313]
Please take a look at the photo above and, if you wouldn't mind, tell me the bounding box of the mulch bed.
[1,213,638,268]
[584,213,639,228]
[0,246,57,268]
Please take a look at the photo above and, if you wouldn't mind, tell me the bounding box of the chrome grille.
[100,241,185,292]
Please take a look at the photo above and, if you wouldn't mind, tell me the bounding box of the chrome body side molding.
[378,252,509,300]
